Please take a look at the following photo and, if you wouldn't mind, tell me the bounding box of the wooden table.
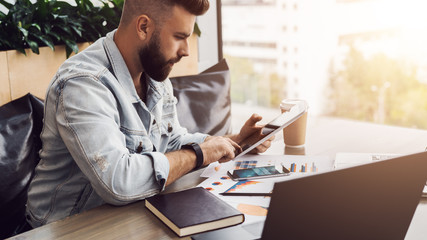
[11,116,427,240]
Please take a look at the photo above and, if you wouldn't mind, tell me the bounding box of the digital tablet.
[234,101,308,159]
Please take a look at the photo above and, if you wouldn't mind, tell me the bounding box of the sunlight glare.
[371,0,427,63]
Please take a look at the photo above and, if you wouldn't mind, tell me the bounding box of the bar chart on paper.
[287,162,318,173]
[200,155,334,179]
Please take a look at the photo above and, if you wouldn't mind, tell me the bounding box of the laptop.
[334,152,427,198]
[192,151,427,240]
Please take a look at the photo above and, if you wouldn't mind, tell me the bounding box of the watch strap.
[181,143,204,169]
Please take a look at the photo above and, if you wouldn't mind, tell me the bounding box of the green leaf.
[64,38,79,54]
[27,23,42,32]
[0,0,125,54]
[65,47,72,58]
[48,31,61,42]
[34,0,49,19]
[18,26,29,37]
[26,39,39,54]
[69,25,83,37]
[51,1,73,10]
[34,35,55,51]
[0,0,13,9]
[42,24,52,34]
[194,22,201,37]
[60,25,74,36]
[17,48,27,55]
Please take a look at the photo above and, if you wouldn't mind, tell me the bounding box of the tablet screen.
[235,102,307,158]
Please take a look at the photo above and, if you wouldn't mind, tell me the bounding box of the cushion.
[0,93,43,238]
[170,59,232,136]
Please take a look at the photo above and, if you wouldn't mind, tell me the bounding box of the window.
[221,0,427,129]
[283,46,287,53]
[293,25,298,33]
[282,26,287,32]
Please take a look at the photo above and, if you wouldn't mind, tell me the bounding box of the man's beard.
[139,32,181,82]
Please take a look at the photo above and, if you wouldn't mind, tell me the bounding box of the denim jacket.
[26,30,207,227]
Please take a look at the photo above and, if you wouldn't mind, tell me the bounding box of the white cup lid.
[280,99,308,111]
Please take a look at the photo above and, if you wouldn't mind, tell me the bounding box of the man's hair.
[120,0,210,27]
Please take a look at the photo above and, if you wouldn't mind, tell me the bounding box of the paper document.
[198,171,271,225]
[198,154,334,225]
[334,152,401,169]
[201,154,334,178]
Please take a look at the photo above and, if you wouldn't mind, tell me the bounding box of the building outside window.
[222,0,427,129]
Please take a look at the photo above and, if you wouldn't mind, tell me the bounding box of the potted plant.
[0,0,123,104]
[0,0,123,56]
[0,0,200,105]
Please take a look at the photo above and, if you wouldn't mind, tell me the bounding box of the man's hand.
[237,114,264,142]
[165,136,241,186]
[165,114,275,186]
[200,136,242,164]
[230,113,275,154]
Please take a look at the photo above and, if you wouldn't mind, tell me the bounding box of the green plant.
[0,0,201,57]
[0,0,123,57]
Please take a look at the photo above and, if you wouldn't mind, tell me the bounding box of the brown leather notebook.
[145,187,244,237]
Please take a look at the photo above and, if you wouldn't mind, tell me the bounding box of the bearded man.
[25,0,273,229]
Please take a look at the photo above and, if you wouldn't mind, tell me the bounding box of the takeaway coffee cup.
[280,99,308,148]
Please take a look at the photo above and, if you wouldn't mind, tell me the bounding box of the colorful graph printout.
[289,162,318,173]
[224,180,261,193]
[237,203,268,216]
[224,201,269,225]
[198,154,335,226]
[224,180,274,195]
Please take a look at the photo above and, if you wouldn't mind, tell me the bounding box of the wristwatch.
[181,143,204,169]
